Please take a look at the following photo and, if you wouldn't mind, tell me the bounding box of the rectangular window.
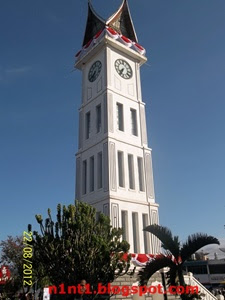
[121,211,128,241]
[97,152,103,189]
[142,214,150,253]
[187,265,208,275]
[82,160,87,195]
[90,156,94,192]
[128,154,135,189]
[96,105,101,133]
[209,265,225,274]
[117,151,125,187]
[130,108,138,136]
[132,212,140,253]
[117,103,124,131]
[137,157,145,192]
[86,112,91,139]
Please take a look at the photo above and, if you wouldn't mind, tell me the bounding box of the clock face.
[115,59,133,79]
[88,60,102,82]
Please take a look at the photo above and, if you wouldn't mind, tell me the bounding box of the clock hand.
[119,67,125,75]
[91,70,96,81]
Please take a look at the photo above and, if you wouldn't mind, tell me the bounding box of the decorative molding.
[111,203,119,228]
[103,142,109,191]
[142,214,150,254]
[75,27,146,66]
[150,208,160,254]
[136,62,142,101]
[78,111,83,149]
[109,142,117,191]
[108,93,114,133]
[128,84,134,96]
[106,47,111,87]
[97,77,102,93]
[114,75,121,90]
[75,157,81,200]
[104,94,108,133]
[87,87,92,100]
[132,212,140,253]
[140,105,148,145]
[145,152,155,200]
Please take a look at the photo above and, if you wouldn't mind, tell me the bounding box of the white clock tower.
[75,0,160,254]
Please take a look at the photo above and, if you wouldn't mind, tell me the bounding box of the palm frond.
[181,233,220,262]
[144,225,180,258]
[138,254,174,286]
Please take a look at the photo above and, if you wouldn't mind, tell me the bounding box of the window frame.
[85,111,91,139]
[97,152,103,189]
[130,108,138,136]
[128,154,135,190]
[96,104,102,133]
[116,102,124,131]
[118,151,125,188]
[89,156,94,192]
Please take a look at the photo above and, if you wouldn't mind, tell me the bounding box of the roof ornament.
[75,26,146,63]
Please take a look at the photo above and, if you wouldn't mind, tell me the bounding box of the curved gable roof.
[106,0,138,43]
[82,0,138,46]
[82,0,105,46]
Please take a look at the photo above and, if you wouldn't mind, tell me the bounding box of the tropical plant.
[30,201,130,299]
[138,224,219,299]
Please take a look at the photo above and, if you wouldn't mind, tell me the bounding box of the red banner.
[0,266,10,284]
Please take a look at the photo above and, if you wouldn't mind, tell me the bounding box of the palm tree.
[138,224,219,299]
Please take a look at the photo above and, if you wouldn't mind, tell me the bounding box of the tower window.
[121,210,128,242]
[142,214,150,253]
[130,108,138,136]
[128,154,135,189]
[82,160,87,195]
[117,151,125,187]
[117,103,124,131]
[132,212,140,253]
[90,156,94,192]
[96,104,101,133]
[85,112,91,139]
[97,152,103,189]
[137,157,145,192]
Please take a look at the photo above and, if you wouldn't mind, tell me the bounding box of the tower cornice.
[75,33,147,70]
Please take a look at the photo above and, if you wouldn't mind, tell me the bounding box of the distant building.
[184,259,225,288]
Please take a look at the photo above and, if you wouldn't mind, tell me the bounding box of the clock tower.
[75,0,160,254]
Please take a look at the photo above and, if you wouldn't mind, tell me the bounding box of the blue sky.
[1,0,225,254]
